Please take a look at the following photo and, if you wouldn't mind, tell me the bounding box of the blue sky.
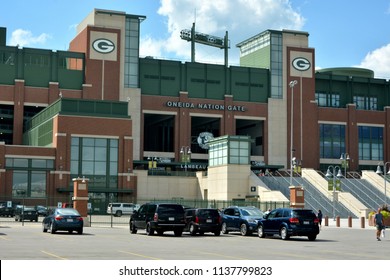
[1,0,390,79]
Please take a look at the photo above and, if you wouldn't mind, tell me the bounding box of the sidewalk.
[323,217,373,230]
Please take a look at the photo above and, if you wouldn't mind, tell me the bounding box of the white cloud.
[10,29,50,47]
[141,0,305,64]
[358,44,390,80]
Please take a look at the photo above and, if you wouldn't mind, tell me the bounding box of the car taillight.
[55,215,63,221]
[195,216,199,223]
[218,216,222,224]
[77,217,83,221]
[314,218,319,224]
[154,213,158,222]
[289,217,300,224]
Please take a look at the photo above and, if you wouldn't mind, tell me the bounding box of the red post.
[360,217,365,228]
[336,216,340,227]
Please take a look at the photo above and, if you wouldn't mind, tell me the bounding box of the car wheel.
[189,224,197,235]
[257,224,265,238]
[221,222,229,234]
[174,229,183,237]
[240,223,249,236]
[50,222,56,234]
[214,231,221,236]
[130,220,137,234]
[42,223,47,233]
[280,227,289,240]
[77,228,83,235]
[308,234,317,241]
[115,210,122,217]
[146,223,154,236]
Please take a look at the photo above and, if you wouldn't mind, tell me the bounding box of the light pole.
[325,165,343,220]
[340,153,350,177]
[376,162,390,205]
[289,80,298,185]
[180,146,191,174]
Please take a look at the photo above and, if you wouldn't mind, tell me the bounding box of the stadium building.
[0,9,389,215]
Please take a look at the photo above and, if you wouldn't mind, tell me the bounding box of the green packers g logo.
[292,57,311,71]
[92,39,115,54]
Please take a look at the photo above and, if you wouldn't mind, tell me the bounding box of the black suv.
[0,201,19,217]
[129,203,186,236]
[221,206,264,236]
[184,208,221,236]
[257,208,320,241]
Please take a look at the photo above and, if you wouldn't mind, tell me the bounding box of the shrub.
[368,204,390,219]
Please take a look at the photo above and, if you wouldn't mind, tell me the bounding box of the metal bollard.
[360,217,365,228]
[324,215,329,226]
[336,216,340,227]
[348,216,352,227]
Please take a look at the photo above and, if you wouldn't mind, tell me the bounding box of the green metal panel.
[23,119,53,146]
[0,46,17,84]
[160,60,181,96]
[139,58,160,95]
[140,58,269,102]
[205,64,225,99]
[23,48,52,87]
[0,46,84,88]
[0,27,6,46]
[315,72,390,110]
[186,62,207,98]
[25,98,129,131]
[230,66,269,102]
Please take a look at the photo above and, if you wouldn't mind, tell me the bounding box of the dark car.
[184,208,221,236]
[14,206,39,222]
[257,208,320,241]
[0,201,19,217]
[221,206,264,236]
[129,203,186,236]
[35,205,48,216]
[42,208,83,234]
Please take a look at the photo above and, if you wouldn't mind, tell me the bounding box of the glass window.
[70,137,118,189]
[358,126,383,160]
[30,171,46,197]
[12,171,28,197]
[315,92,340,107]
[13,158,28,168]
[319,124,345,159]
[31,159,46,168]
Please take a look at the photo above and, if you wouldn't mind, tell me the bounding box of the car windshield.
[241,208,263,217]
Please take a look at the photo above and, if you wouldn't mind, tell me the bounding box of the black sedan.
[35,205,48,216]
[42,208,83,234]
[14,206,39,222]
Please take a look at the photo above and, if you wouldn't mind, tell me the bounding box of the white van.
[107,203,139,217]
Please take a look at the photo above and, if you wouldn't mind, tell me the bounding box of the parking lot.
[0,217,389,260]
